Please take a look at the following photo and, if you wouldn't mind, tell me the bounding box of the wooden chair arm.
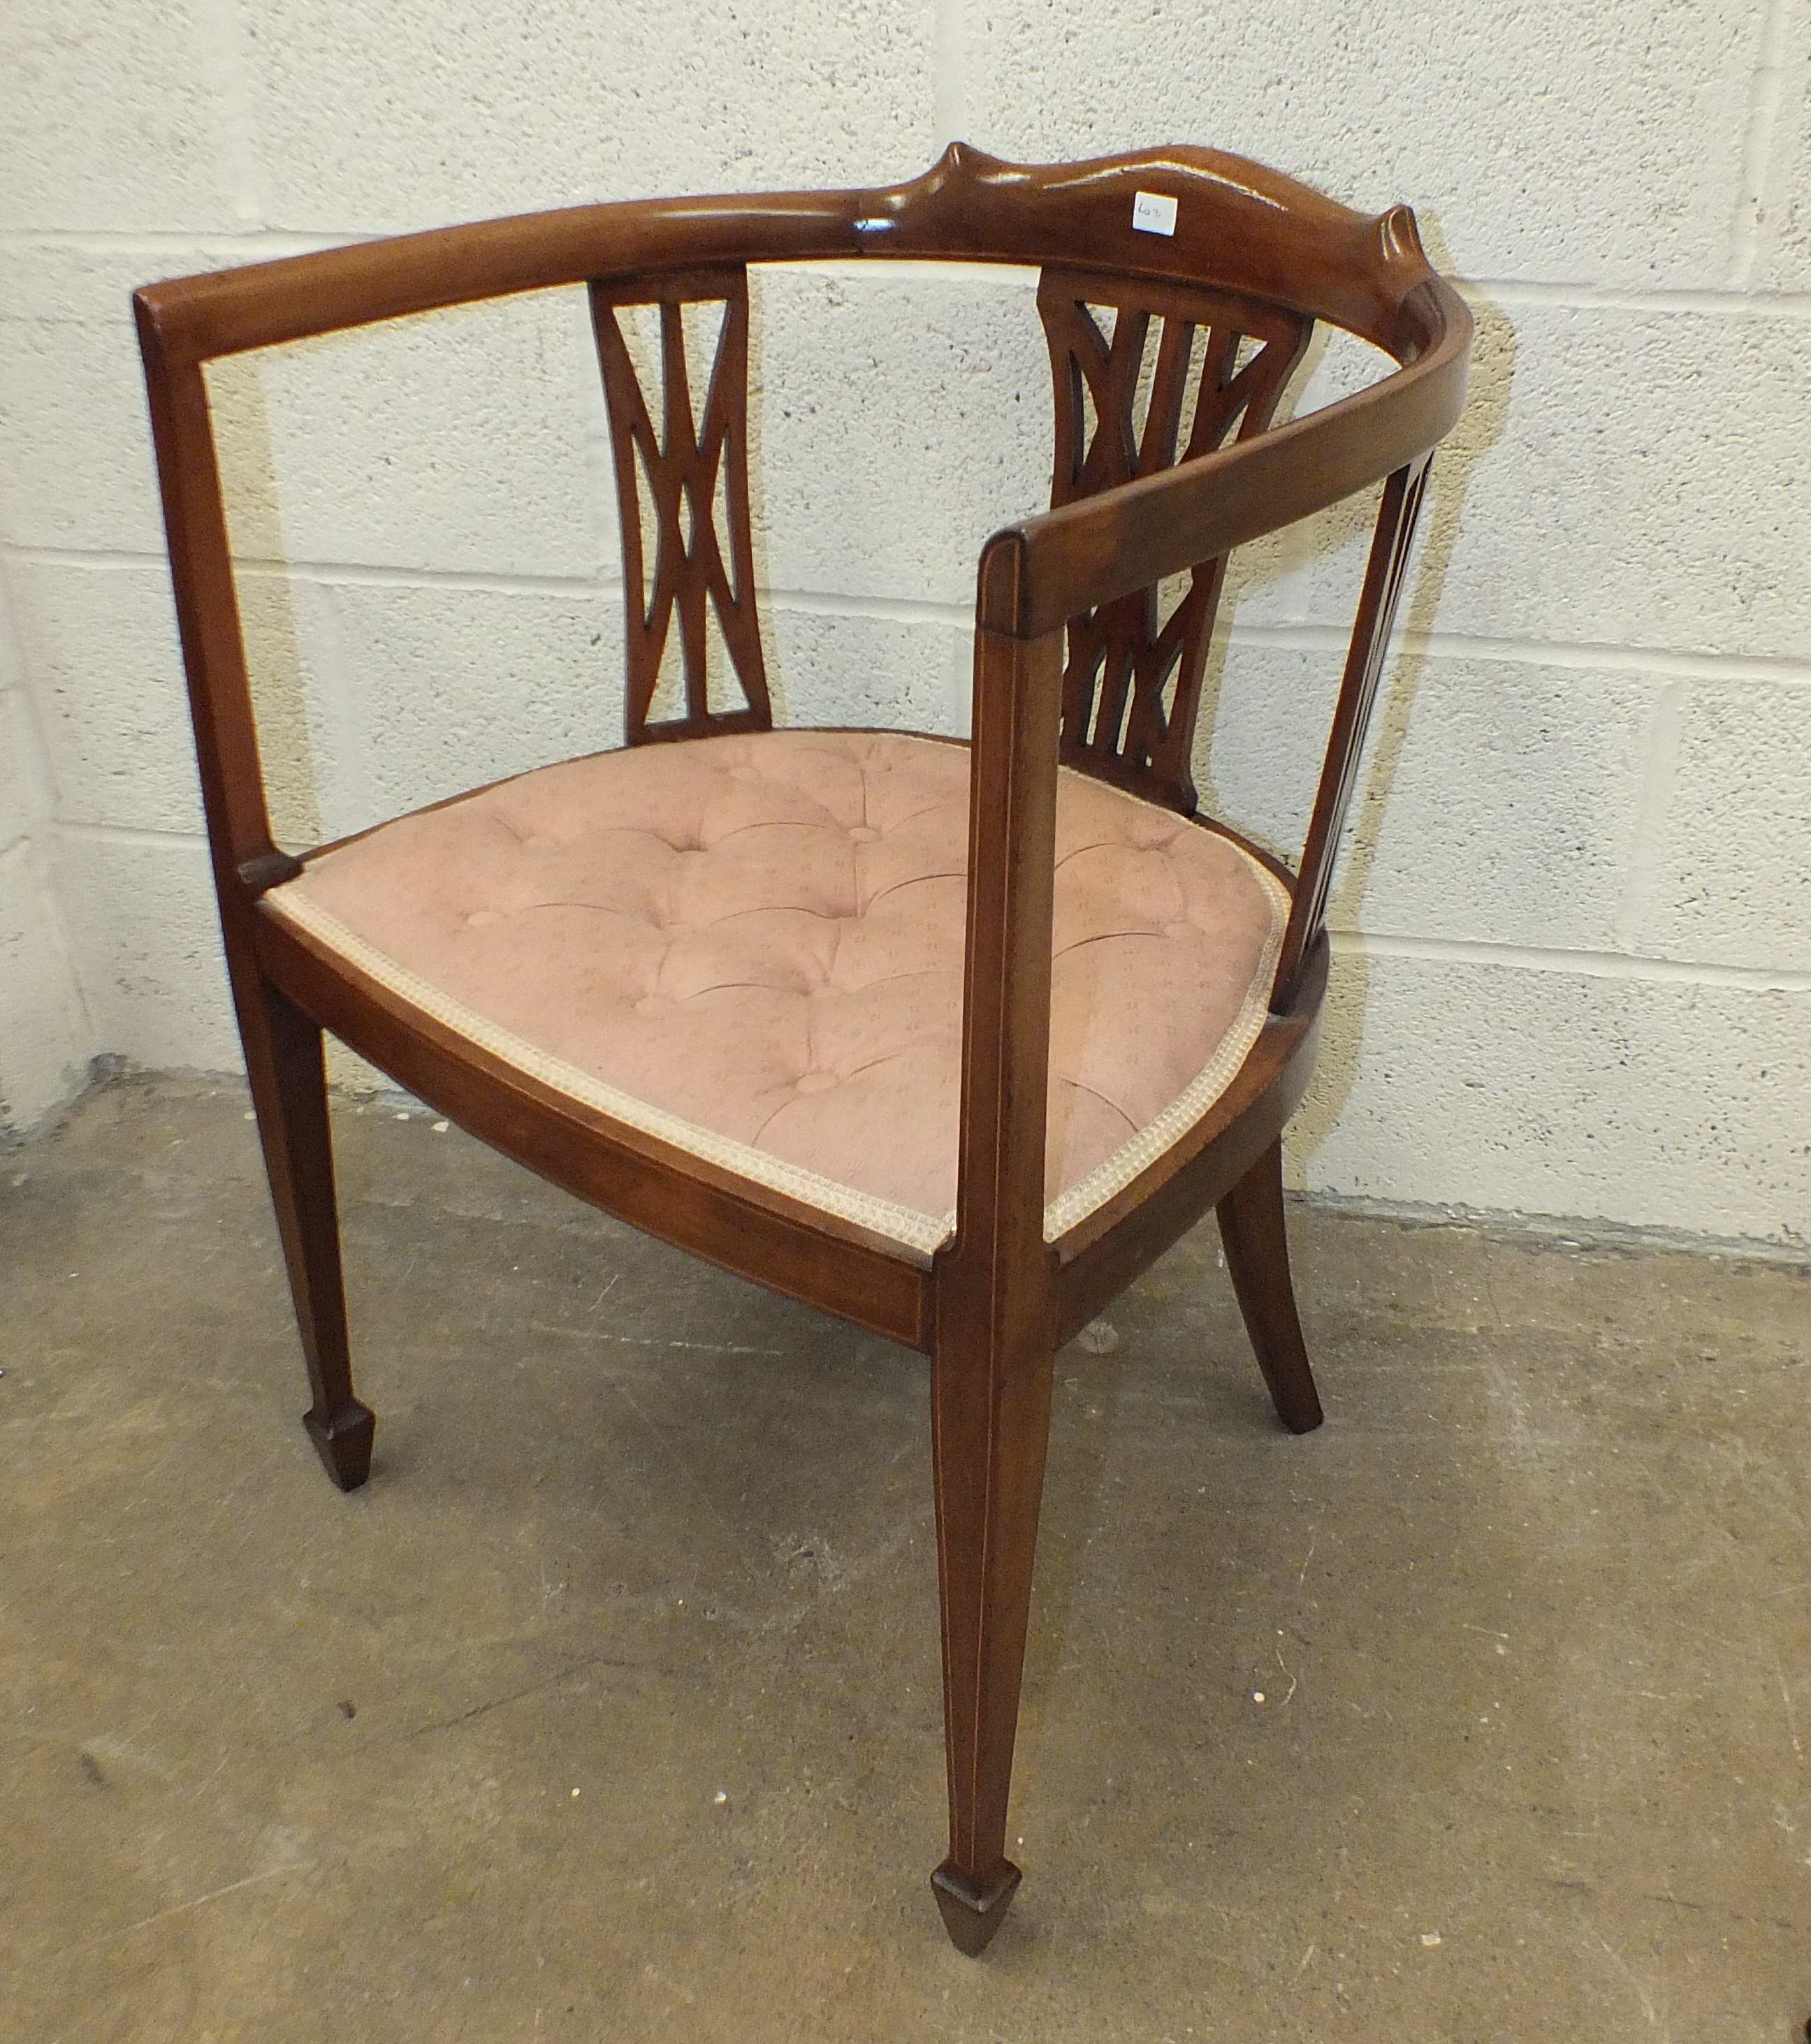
[949,275,1467,1247]
[973,274,1469,641]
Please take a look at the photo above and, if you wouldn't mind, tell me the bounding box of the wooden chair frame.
[135,143,1470,1953]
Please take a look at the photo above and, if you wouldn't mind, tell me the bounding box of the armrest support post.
[1271,454,1434,1009]
[136,300,282,898]
[946,561,1065,1278]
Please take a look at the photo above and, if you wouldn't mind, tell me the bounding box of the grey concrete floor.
[2,1074,1808,2043]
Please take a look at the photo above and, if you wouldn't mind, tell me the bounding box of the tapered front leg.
[240,972,374,1489]
[1216,1138,1323,1434]
[929,1289,1055,1954]
[133,335,374,1491]
[929,590,1066,1952]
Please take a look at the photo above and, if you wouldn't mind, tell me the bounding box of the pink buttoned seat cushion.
[263,730,1289,1257]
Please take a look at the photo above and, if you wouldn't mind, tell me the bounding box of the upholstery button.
[729,764,762,782]
[848,825,878,843]
[1163,921,1196,940]
[634,995,671,1015]
[466,909,503,927]
[794,1071,839,1094]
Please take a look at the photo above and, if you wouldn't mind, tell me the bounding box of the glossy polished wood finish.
[590,266,771,743]
[1274,454,1432,1007]
[1039,269,1309,810]
[1216,1138,1324,1434]
[930,612,1064,1938]
[245,971,374,1489]
[136,143,1470,1955]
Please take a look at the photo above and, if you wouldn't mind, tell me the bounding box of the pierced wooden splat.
[1038,269,1312,811]
[590,265,771,745]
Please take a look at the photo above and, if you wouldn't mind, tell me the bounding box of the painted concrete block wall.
[0,0,1806,1243]
[0,574,92,1140]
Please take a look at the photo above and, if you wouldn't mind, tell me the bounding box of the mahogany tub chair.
[136,144,1470,1953]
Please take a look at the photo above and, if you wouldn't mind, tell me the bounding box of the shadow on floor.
[1,1074,1806,2041]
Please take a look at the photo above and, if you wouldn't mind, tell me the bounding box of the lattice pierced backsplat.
[590,265,771,745]
[1038,269,1313,811]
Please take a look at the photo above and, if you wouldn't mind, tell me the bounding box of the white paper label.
[1132,190,1179,237]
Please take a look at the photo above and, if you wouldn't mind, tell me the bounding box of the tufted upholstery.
[264,730,1288,1254]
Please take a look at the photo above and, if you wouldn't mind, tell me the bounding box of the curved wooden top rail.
[134,143,1471,643]
[133,140,1464,367]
